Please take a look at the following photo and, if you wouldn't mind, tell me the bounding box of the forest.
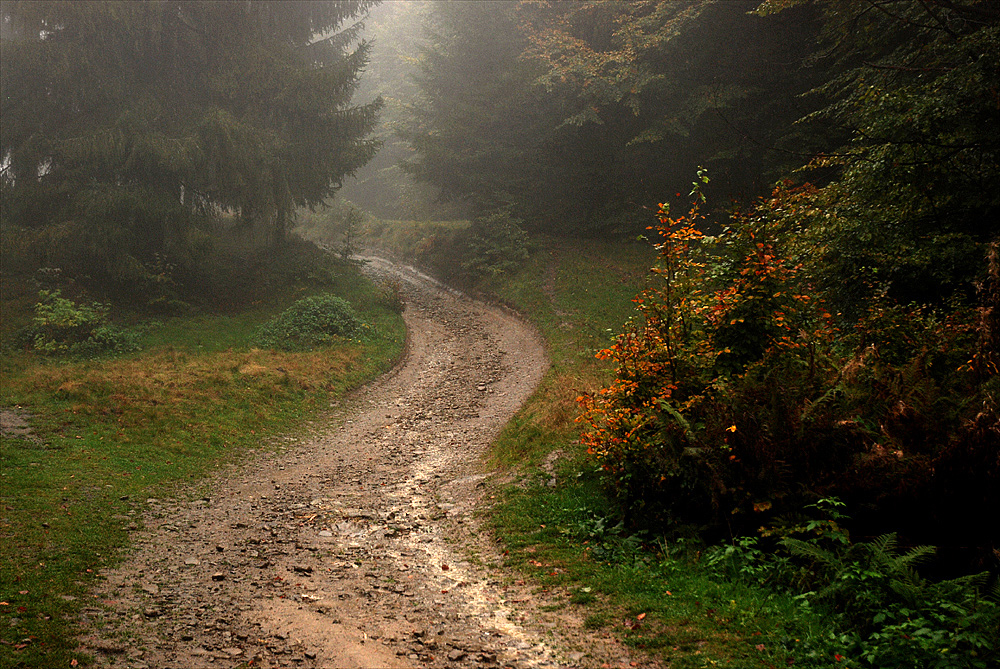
[1,1,999,668]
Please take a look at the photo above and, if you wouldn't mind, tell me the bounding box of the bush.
[577,180,998,559]
[252,294,368,351]
[459,210,530,280]
[24,290,141,356]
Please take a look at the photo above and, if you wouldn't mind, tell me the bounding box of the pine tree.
[0,0,381,291]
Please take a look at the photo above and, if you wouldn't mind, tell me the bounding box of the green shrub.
[252,294,369,350]
[26,290,141,356]
[779,531,1000,668]
[701,500,1000,668]
[460,210,530,280]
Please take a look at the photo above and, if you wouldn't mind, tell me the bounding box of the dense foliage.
[402,0,825,234]
[252,293,369,351]
[579,177,999,556]
[18,289,141,356]
[0,0,381,296]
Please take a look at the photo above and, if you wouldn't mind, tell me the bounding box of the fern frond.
[781,537,842,572]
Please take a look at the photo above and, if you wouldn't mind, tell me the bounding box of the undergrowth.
[472,230,998,668]
[252,293,371,350]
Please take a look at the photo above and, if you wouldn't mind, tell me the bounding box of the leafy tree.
[517,0,826,228]
[757,0,1000,314]
[0,0,381,293]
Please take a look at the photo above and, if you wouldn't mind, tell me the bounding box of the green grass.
[487,458,828,668]
[485,235,655,467]
[0,266,404,669]
[473,234,827,667]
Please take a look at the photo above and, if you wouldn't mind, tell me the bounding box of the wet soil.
[79,258,645,669]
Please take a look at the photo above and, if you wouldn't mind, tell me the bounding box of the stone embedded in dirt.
[90,639,128,654]
[221,647,243,657]
[141,583,159,595]
[75,264,636,669]
[142,608,161,618]
[184,557,200,566]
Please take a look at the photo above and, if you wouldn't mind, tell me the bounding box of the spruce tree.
[0,0,381,291]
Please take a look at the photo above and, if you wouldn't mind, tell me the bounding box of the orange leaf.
[636,612,646,620]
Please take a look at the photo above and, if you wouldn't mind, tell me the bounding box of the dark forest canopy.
[400,0,828,234]
[400,0,999,247]
[0,0,381,293]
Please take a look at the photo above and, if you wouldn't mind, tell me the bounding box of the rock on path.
[80,258,645,669]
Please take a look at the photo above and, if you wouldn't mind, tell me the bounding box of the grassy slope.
[480,236,831,668]
[0,266,404,669]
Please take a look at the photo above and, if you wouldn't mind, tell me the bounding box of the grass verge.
[476,235,840,667]
[480,234,998,668]
[0,262,404,669]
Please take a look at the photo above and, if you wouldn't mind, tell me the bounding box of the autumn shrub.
[578,180,999,558]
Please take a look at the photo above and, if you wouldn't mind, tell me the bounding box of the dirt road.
[80,258,630,669]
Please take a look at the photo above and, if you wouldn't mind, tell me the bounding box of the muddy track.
[79,258,645,669]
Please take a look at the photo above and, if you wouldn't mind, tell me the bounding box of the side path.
[80,259,640,668]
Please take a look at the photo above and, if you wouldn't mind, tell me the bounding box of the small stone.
[568,651,586,662]
[304,650,317,659]
[142,608,161,618]
[211,572,226,581]
[141,584,159,595]
[447,649,467,661]
[292,565,313,574]
[184,558,200,566]
[222,647,243,657]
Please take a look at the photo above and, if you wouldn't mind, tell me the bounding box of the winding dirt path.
[80,259,640,669]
